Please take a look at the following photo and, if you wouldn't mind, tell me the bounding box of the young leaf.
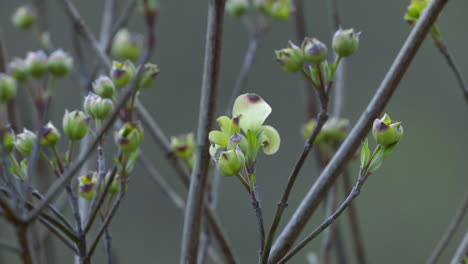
[368,147,384,173]
[360,138,370,169]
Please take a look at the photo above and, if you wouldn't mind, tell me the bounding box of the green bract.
[217,147,246,176]
[372,114,403,147]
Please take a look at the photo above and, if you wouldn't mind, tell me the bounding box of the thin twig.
[0,238,22,254]
[431,35,468,104]
[427,193,468,264]
[105,0,139,53]
[342,168,367,264]
[99,0,117,49]
[180,1,226,263]
[261,71,329,264]
[269,0,449,261]
[449,231,468,264]
[321,185,337,264]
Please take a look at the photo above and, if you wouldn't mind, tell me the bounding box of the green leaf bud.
[0,74,17,103]
[110,60,136,87]
[41,122,60,147]
[114,122,144,152]
[15,128,37,156]
[62,110,90,141]
[25,50,48,78]
[217,147,246,176]
[301,37,328,64]
[226,0,249,18]
[372,114,403,147]
[48,49,73,78]
[332,28,360,57]
[92,76,115,98]
[111,29,143,62]
[7,58,29,81]
[12,5,36,30]
[275,41,304,73]
[78,172,97,200]
[170,133,195,159]
[138,63,160,88]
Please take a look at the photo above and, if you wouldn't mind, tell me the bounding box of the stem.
[342,168,368,264]
[250,183,265,261]
[278,170,370,264]
[180,1,226,263]
[430,30,468,104]
[426,193,468,264]
[449,231,468,264]
[67,141,75,167]
[16,224,33,264]
[261,68,329,264]
[268,1,449,260]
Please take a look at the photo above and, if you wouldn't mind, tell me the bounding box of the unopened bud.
[92,76,115,98]
[62,110,90,141]
[84,93,114,120]
[226,0,249,18]
[0,74,17,103]
[12,5,36,30]
[8,58,29,81]
[3,125,15,153]
[170,133,195,159]
[48,49,73,78]
[110,60,136,87]
[15,128,37,156]
[217,147,245,176]
[114,122,144,152]
[301,38,328,64]
[332,28,360,57]
[138,63,160,88]
[78,172,98,200]
[275,41,304,73]
[25,50,48,78]
[372,114,403,147]
[111,29,143,62]
[41,122,60,147]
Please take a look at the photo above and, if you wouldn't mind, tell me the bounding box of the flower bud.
[226,0,249,18]
[138,63,160,88]
[332,28,360,57]
[217,147,246,176]
[92,76,115,98]
[301,38,328,64]
[0,74,17,103]
[25,50,48,78]
[275,41,304,73]
[303,118,349,146]
[114,122,144,152]
[110,60,136,87]
[78,172,98,200]
[62,110,90,141]
[48,49,73,78]
[15,128,37,156]
[106,172,122,195]
[111,29,143,62]
[170,133,195,159]
[12,5,36,30]
[3,125,15,153]
[267,0,294,20]
[7,58,29,81]
[41,122,60,147]
[372,114,403,147]
[404,0,428,25]
[84,93,114,120]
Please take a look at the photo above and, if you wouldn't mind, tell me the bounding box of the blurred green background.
[1,0,467,263]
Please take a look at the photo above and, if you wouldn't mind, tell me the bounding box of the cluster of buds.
[226,0,294,20]
[112,29,144,62]
[8,49,73,81]
[209,93,280,176]
[110,60,159,89]
[84,92,114,121]
[171,133,196,168]
[8,122,60,157]
[302,117,349,151]
[78,172,122,200]
[114,122,144,153]
[275,28,359,76]
[11,5,36,30]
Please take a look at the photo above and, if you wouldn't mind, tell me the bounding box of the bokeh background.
[1,0,467,263]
